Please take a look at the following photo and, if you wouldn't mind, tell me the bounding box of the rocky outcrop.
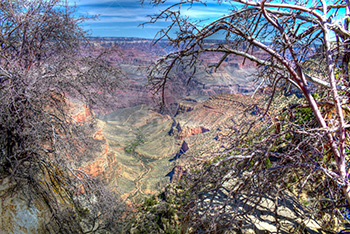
[72,104,93,123]
[0,173,82,234]
[0,177,50,234]
[175,102,195,116]
[177,126,209,139]
[172,93,258,146]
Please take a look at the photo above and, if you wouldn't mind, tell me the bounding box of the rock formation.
[88,38,257,111]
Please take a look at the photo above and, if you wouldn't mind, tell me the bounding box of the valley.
[79,37,259,202]
[2,1,348,232]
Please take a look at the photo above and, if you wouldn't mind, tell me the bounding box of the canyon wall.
[0,38,261,232]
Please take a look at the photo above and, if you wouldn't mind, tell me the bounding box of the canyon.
[80,38,258,202]
[0,37,259,233]
[88,37,257,112]
[0,37,328,234]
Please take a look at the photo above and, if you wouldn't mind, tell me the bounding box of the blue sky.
[69,0,231,38]
[69,1,347,39]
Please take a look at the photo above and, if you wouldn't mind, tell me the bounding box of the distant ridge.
[88,36,153,41]
[87,36,230,44]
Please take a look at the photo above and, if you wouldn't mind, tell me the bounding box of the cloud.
[69,0,234,37]
[97,16,148,23]
[71,0,159,23]
[183,8,227,19]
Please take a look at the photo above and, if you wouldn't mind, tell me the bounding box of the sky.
[68,0,231,38]
[69,0,346,39]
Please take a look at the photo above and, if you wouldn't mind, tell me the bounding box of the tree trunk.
[322,7,349,207]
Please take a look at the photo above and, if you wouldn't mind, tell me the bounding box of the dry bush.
[0,0,128,232]
[144,0,350,232]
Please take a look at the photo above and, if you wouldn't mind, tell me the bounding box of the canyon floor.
[81,92,266,202]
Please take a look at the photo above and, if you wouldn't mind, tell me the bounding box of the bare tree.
[145,0,350,231]
[0,0,127,232]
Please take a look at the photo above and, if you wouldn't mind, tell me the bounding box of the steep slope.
[172,93,264,156]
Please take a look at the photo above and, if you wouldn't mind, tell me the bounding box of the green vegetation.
[131,192,181,234]
[125,130,145,154]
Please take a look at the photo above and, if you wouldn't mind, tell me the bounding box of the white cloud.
[80,6,154,17]
[98,16,148,23]
[183,8,227,18]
